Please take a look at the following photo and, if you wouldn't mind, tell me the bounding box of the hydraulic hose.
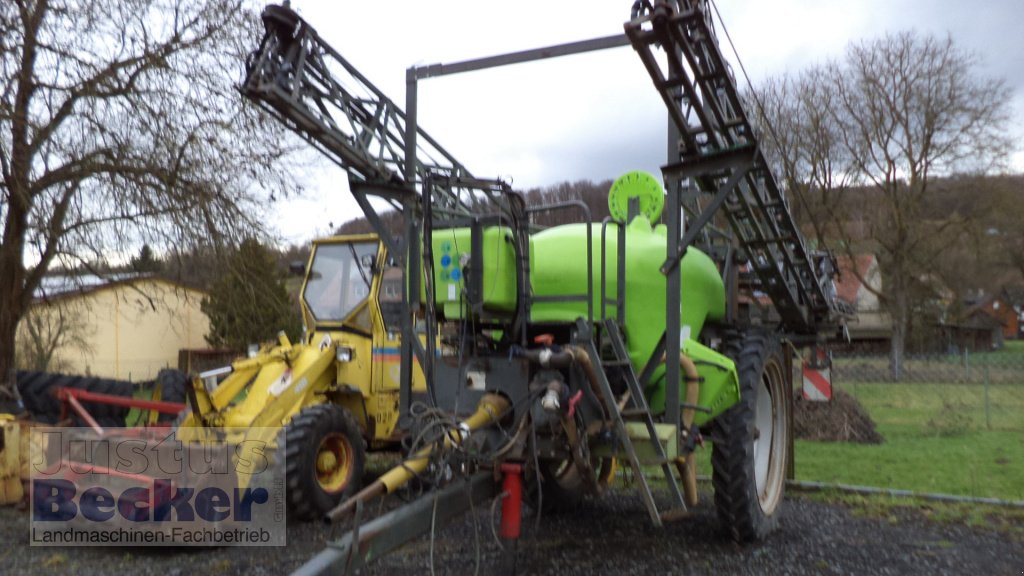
[675,352,701,508]
[516,346,611,422]
[324,393,511,524]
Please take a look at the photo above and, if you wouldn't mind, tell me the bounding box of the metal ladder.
[579,318,688,526]
[625,1,845,335]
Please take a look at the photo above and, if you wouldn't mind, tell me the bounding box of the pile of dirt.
[793,389,884,444]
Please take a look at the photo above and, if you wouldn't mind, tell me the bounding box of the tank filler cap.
[608,170,665,223]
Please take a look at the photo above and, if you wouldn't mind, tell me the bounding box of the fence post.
[984,363,991,430]
[963,348,970,382]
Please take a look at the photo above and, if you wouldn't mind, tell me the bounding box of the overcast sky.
[266,0,1024,245]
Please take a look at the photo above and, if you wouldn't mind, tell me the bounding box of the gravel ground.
[3,486,1021,576]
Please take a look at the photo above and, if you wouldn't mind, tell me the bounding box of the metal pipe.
[63,392,103,435]
[295,473,499,576]
[785,479,1024,508]
[410,34,631,80]
[59,388,186,415]
[518,346,611,422]
[695,476,1024,508]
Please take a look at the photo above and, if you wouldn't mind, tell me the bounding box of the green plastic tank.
[426,226,518,319]
[530,215,738,424]
[424,171,741,423]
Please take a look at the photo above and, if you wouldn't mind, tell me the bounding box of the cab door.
[372,254,406,394]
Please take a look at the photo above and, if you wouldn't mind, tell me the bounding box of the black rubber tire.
[153,369,189,422]
[16,370,133,425]
[282,403,365,521]
[711,329,790,543]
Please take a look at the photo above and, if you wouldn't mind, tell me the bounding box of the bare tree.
[754,31,1015,378]
[0,0,301,398]
[986,175,1024,282]
[16,298,93,372]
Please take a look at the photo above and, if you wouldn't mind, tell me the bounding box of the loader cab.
[301,235,380,334]
[299,234,425,444]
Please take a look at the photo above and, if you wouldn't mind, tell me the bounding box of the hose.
[515,346,611,423]
[675,353,701,508]
[325,393,511,524]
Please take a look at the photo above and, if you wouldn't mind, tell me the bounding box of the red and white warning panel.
[802,347,833,402]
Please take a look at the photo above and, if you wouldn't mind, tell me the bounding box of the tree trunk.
[0,302,21,402]
[0,209,29,402]
[889,290,909,382]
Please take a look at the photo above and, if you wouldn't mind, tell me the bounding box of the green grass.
[998,339,1024,355]
[793,382,1024,501]
[687,381,1024,501]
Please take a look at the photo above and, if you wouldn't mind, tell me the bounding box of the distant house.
[938,314,1003,352]
[834,254,891,349]
[960,293,1019,344]
[19,274,210,380]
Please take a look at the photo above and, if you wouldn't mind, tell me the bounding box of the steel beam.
[291,473,500,576]
[410,34,631,79]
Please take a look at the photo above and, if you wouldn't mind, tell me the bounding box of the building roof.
[33,273,205,303]
[952,311,1005,330]
[960,294,1013,324]
[834,254,877,304]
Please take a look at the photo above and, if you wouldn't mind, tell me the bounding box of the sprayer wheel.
[711,329,790,542]
[282,403,365,521]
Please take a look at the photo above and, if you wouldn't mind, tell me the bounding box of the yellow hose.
[676,353,701,508]
[325,393,511,523]
[377,393,510,492]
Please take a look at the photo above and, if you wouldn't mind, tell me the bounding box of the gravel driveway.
[3,487,1021,576]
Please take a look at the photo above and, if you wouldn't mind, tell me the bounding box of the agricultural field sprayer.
[239,0,850,572]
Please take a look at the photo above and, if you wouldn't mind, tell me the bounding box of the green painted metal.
[530,215,735,418]
[427,226,518,318]
[608,170,665,222]
[647,338,739,426]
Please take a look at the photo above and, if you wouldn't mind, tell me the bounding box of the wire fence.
[829,348,1024,433]
[833,349,1024,385]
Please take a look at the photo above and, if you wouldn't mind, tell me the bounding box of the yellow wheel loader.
[176,233,425,520]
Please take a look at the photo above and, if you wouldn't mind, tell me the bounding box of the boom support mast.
[626,0,849,336]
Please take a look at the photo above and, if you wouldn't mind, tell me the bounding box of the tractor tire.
[153,369,189,422]
[282,403,365,521]
[16,370,133,426]
[711,329,790,543]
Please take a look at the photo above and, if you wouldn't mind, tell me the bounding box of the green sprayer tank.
[428,186,740,424]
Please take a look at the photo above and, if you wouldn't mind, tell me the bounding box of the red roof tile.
[834,254,876,304]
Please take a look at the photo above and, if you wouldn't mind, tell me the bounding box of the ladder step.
[747,237,795,246]
[620,408,650,419]
[602,359,632,368]
[586,318,684,523]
